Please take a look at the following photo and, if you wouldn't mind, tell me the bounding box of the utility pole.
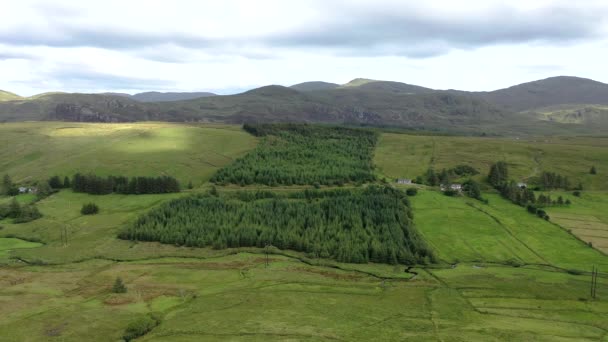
[60,226,68,246]
[590,265,598,299]
[265,243,272,267]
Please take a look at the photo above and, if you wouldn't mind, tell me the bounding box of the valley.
[1,123,606,341]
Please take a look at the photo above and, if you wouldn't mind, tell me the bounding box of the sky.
[1,0,607,96]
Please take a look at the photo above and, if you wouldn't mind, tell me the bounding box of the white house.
[450,184,462,191]
[440,184,462,192]
[396,178,412,185]
[18,187,28,193]
[517,182,527,188]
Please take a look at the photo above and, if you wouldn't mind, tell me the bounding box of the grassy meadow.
[0,123,607,341]
[374,133,608,190]
[0,122,257,186]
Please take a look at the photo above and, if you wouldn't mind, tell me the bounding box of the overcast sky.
[1,0,607,96]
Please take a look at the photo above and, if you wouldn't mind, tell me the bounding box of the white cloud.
[0,0,607,95]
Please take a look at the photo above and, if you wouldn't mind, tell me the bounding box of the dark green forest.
[210,124,378,186]
[119,186,434,264]
[71,173,180,195]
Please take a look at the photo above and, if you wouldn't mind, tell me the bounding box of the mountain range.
[1,76,607,135]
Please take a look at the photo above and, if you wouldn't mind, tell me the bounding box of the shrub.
[505,259,523,267]
[123,314,160,341]
[112,277,127,293]
[12,205,42,223]
[572,191,581,197]
[443,189,458,197]
[81,203,99,215]
[406,188,418,196]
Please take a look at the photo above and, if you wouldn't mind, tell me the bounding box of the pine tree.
[2,174,13,195]
[112,277,127,293]
[8,198,21,218]
[488,161,508,187]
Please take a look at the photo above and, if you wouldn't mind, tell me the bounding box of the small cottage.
[440,184,462,192]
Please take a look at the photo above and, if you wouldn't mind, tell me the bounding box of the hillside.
[0,76,607,134]
[131,91,216,102]
[476,76,608,111]
[0,90,21,101]
[290,81,339,91]
[341,78,434,94]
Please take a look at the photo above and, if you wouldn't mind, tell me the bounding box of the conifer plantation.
[211,124,378,186]
[119,186,434,264]
[71,174,180,195]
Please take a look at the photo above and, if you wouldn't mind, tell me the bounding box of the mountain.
[473,76,608,111]
[0,76,607,135]
[341,79,434,94]
[0,90,22,101]
[0,93,153,122]
[290,81,339,92]
[131,91,216,102]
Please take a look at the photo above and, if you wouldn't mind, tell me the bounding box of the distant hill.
[242,85,301,97]
[131,91,216,102]
[290,81,339,92]
[342,79,434,94]
[0,76,607,135]
[525,104,608,127]
[0,90,22,101]
[471,76,608,111]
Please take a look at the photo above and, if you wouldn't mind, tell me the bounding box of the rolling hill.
[131,91,216,102]
[0,90,22,101]
[290,81,339,91]
[473,76,608,111]
[0,76,607,134]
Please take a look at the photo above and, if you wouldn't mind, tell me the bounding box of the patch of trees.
[1,174,18,196]
[71,174,180,195]
[0,198,42,223]
[81,203,99,215]
[488,162,572,221]
[123,314,160,342]
[211,124,378,186]
[119,186,435,265]
[539,171,570,190]
[418,165,479,186]
[488,161,509,187]
[48,175,71,189]
[590,166,597,175]
[462,179,485,202]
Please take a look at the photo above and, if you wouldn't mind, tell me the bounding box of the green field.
[411,191,607,269]
[0,123,607,341]
[0,122,257,186]
[0,238,42,260]
[544,191,608,254]
[374,133,608,190]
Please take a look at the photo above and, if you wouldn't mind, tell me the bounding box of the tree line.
[119,186,435,265]
[211,124,378,186]
[69,173,180,195]
[0,198,42,223]
[488,162,572,220]
[417,165,479,186]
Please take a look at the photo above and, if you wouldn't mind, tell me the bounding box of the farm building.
[396,178,412,185]
[440,184,462,192]
[18,187,37,194]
